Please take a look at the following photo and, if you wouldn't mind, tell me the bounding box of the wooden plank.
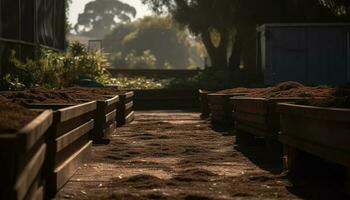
[124,91,134,100]
[235,123,267,138]
[103,122,117,138]
[56,120,94,153]
[25,103,76,110]
[105,95,119,107]
[278,103,350,122]
[54,141,92,191]
[125,101,134,111]
[105,110,116,124]
[18,110,53,152]
[58,101,96,123]
[30,186,44,200]
[231,98,268,115]
[14,144,46,200]
[125,111,135,125]
[0,110,52,153]
[279,134,350,167]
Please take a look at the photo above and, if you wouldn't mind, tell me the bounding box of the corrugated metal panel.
[258,24,350,86]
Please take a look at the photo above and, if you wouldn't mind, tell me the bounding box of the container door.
[307,28,347,85]
[267,28,307,84]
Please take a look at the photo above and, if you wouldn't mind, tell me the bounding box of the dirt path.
[57,112,346,200]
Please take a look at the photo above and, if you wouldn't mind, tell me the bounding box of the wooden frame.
[199,89,212,119]
[25,102,96,197]
[278,103,350,167]
[0,110,53,200]
[93,95,119,144]
[208,93,246,126]
[231,97,306,139]
[117,92,135,126]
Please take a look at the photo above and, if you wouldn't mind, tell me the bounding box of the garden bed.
[231,97,307,139]
[278,103,350,193]
[230,82,334,138]
[199,89,212,118]
[26,102,96,197]
[133,89,198,110]
[0,98,52,200]
[117,91,135,126]
[208,93,245,126]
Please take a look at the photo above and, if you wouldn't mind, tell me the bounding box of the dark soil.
[217,82,335,98]
[297,86,350,109]
[60,87,127,101]
[0,88,80,104]
[0,96,39,135]
[56,112,348,200]
[0,87,127,104]
[215,87,265,95]
[245,81,334,98]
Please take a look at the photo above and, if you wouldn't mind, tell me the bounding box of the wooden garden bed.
[199,90,211,118]
[278,103,350,190]
[0,110,53,200]
[25,102,96,197]
[117,91,135,126]
[133,89,199,110]
[231,97,305,140]
[208,93,246,126]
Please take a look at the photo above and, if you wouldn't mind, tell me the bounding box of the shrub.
[5,42,111,90]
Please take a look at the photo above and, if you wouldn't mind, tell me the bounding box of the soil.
[216,87,264,95]
[0,87,127,105]
[244,81,335,98]
[0,96,39,135]
[217,82,335,98]
[60,87,127,101]
[56,112,348,200]
[297,86,350,109]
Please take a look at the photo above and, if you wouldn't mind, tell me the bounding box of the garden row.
[200,82,350,194]
[0,88,135,200]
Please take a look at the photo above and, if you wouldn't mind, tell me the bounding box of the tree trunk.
[228,29,243,71]
[201,29,228,68]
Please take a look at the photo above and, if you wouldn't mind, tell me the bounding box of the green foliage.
[104,16,204,69]
[7,42,110,90]
[1,74,26,91]
[75,0,136,37]
[109,76,167,89]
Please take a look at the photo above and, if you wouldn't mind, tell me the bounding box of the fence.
[0,0,66,79]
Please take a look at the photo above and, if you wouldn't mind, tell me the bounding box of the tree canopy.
[75,0,137,38]
[142,0,348,74]
[103,16,204,69]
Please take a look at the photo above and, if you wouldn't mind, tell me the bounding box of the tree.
[143,0,235,68]
[75,0,137,38]
[103,16,203,69]
[142,0,345,73]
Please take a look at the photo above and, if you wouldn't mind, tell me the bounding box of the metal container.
[257,23,350,85]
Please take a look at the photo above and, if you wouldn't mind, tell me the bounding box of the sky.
[68,0,153,26]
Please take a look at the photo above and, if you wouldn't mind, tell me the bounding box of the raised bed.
[0,110,53,200]
[208,93,246,126]
[231,97,305,140]
[117,91,135,126]
[199,89,211,118]
[94,95,119,143]
[278,103,350,187]
[133,89,199,110]
[25,102,96,197]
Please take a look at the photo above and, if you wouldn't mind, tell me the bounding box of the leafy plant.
[7,42,111,90]
[1,74,26,91]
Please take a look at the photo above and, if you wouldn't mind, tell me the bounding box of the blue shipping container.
[257,24,350,86]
